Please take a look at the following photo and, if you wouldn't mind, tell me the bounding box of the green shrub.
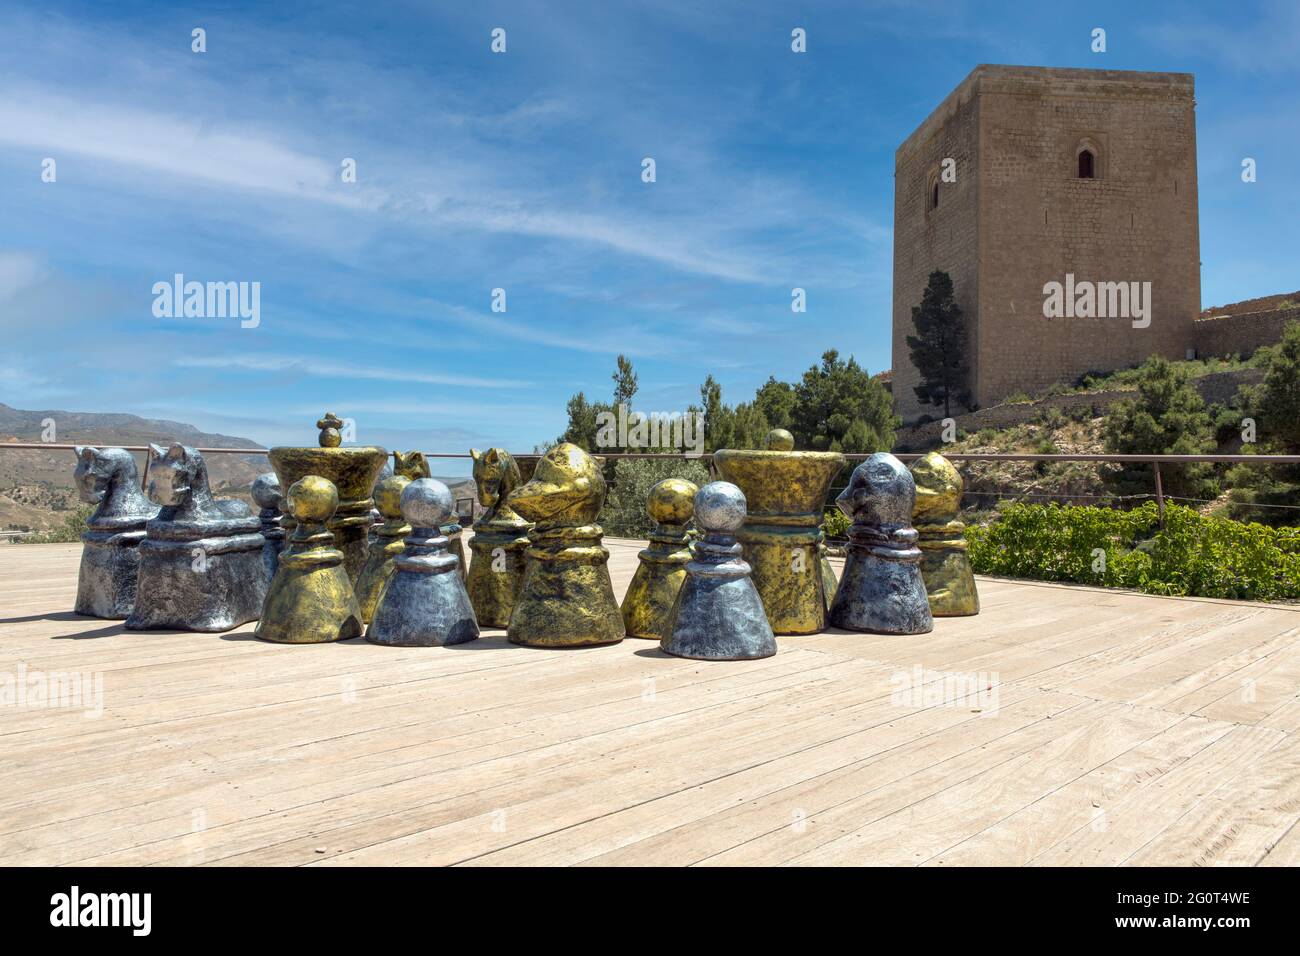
[13,506,93,544]
[821,507,850,540]
[600,457,712,539]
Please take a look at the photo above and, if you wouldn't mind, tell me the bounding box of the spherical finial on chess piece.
[251,472,282,510]
[374,475,410,521]
[765,428,795,452]
[287,475,339,523]
[694,481,746,534]
[316,412,344,448]
[401,477,453,530]
[646,477,697,527]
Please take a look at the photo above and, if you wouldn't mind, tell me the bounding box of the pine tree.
[906,270,971,418]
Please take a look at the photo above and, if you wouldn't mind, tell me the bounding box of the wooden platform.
[2,540,1299,867]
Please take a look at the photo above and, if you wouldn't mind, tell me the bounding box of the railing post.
[1153,462,1165,528]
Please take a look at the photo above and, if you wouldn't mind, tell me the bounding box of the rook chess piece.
[73,446,159,618]
[251,472,284,583]
[661,482,776,660]
[367,478,479,647]
[354,474,411,622]
[909,451,980,616]
[621,477,697,641]
[125,443,266,632]
[506,443,624,647]
[828,453,933,635]
[256,476,364,643]
[466,448,531,627]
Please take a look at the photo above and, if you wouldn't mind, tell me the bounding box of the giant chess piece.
[621,477,697,641]
[828,453,933,635]
[393,448,468,581]
[125,443,266,632]
[368,459,394,538]
[909,451,980,616]
[354,474,411,622]
[713,428,844,634]
[256,476,363,644]
[466,448,531,627]
[506,442,624,647]
[73,446,159,618]
[251,472,284,584]
[662,481,776,661]
[820,540,839,615]
[367,478,479,647]
[268,413,387,585]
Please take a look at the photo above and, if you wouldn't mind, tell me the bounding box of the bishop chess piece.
[367,478,479,647]
[828,453,933,635]
[661,481,776,661]
[909,452,980,616]
[125,443,266,632]
[506,442,624,647]
[251,472,284,584]
[466,448,531,628]
[73,446,159,618]
[256,476,363,644]
[621,477,697,641]
[354,474,411,623]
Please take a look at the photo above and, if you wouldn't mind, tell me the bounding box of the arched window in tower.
[1078,148,1096,179]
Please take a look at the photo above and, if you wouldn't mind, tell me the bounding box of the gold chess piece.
[466,448,532,628]
[621,477,697,641]
[353,474,411,622]
[909,451,979,616]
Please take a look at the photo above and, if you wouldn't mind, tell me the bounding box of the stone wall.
[1195,307,1300,359]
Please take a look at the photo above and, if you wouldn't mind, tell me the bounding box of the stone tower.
[891,65,1201,423]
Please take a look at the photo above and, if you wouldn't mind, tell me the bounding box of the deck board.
[1,541,1298,866]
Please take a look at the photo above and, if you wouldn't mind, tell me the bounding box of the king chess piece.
[125,443,266,632]
[367,478,479,647]
[73,446,159,618]
[393,449,467,581]
[256,476,364,644]
[506,442,624,647]
[828,453,933,635]
[909,452,980,616]
[354,474,411,623]
[251,472,284,584]
[621,477,697,641]
[661,481,776,661]
[465,448,531,628]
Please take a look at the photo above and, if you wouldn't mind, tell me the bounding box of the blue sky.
[1,0,1296,475]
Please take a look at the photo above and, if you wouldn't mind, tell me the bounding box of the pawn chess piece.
[621,477,697,641]
[251,472,284,583]
[367,478,479,647]
[354,474,411,622]
[256,476,363,644]
[506,442,624,647]
[393,449,467,580]
[369,459,394,537]
[466,448,531,627]
[909,452,980,616]
[73,446,159,618]
[126,443,266,632]
[828,453,933,635]
[662,482,776,661]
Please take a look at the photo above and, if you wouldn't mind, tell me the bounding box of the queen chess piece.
[256,476,364,644]
[661,481,776,661]
[125,443,266,632]
[621,477,697,641]
[354,474,411,623]
[506,442,624,647]
[73,446,159,618]
[367,478,479,647]
[828,453,933,635]
[909,451,980,616]
[251,472,284,583]
[465,448,531,628]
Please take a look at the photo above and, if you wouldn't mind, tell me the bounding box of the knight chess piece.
[393,449,467,580]
[354,474,411,622]
[828,453,933,635]
[661,481,776,661]
[465,448,532,628]
[256,476,364,644]
[713,428,844,634]
[621,477,697,641]
[367,478,479,647]
[909,451,980,616]
[125,443,266,632]
[268,413,386,584]
[506,442,624,647]
[251,472,284,583]
[73,446,159,618]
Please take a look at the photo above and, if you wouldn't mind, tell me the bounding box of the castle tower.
[891,65,1201,423]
